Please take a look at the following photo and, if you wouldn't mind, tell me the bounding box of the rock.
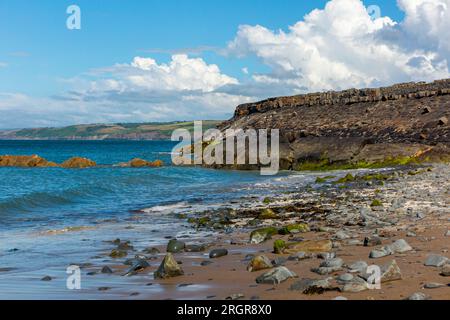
[249,227,278,244]
[257,208,278,220]
[445,230,450,237]
[336,273,354,283]
[288,252,314,261]
[424,255,448,267]
[311,266,342,275]
[440,264,450,276]
[320,258,344,268]
[389,239,412,253]
[423,282,445,289]
[154,253,184,279]
[166,239,185,253]
[364,236,382,247]
[369,246,393,258]
[117,242,134,251]
[200,260,213,266]
[284,240,333,254]
[247,255,273,272]
[278,223,309,235]
[340,277,369,293]
[129,158,164,168]
[41,275,52,281]
[332,296,348,300]
[438,116,448,125]
[380,260,402,283]
[185,244,206,252]
[225,293,244,300]
[209,248,228,258]
[0,155,58,167]
[290,278,337,295]
[273,239,286,254]
[347,261,368,273]
[334,230,350,240]
[272,257,287,267]
[317,252,336,260]
[101,266,113,274]
[123,260,150,276]
[60,157,96,168]
[255,267,297,285]
[109,249,127,258]
[143,247,160,255]
[406,292,431,300]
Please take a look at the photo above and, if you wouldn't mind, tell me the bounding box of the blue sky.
[0,0,448,129]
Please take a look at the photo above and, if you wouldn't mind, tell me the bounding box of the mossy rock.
[109,249,127,259]
[370,199,383,207]
[278,223,310,235]
[262,197,272,204]
[250,227,278,244]
[315,176,335,183]
[258,208,278,220]
[273,239,286,254]
[334,173,355,184]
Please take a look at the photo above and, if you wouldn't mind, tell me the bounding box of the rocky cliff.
[215,79,450,170]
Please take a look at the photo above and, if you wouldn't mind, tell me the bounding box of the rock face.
[204,79,450,170]
[60,157,97,168]
[0,155,57,167]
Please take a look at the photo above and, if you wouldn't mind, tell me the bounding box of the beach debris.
[209,248,228,258]
[154,253,184,279]
[247,255,273,272]
[255,266,297,285]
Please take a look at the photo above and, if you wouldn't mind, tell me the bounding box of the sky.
[0,0,449,129]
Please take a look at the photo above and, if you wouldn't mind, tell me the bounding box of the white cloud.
[227,0,450,92]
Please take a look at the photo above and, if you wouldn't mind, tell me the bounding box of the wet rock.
[380,260,402,283]
[424,254,448,267]
[225,293,244,300]
[209,248,228,258]
[154,253,184,279]
[406,292,431,300]
[41,275,52,281]
[109,249,127,259]
[166,239,185,253]
[185,244,206,252]
[249,227,278,244]
[255,267,297,285]
[423,282,445,289]
[101,266,113,274]
[117,242,134,251]
[247,255,273,272]
[60,157,96,168]
[284,240,333,254]
[273,239,286,254]
[123,260,150,276]
[278,223,309,235]
[200,260,213,266]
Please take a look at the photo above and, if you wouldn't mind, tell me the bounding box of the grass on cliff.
[294,156,419,172]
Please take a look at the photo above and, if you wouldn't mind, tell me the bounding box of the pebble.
[423,282,445,289]
[41,276,52,281]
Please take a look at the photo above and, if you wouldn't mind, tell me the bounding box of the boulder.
[257,208,278,220]
[440,264,450,276]
[0,155,57,167]
[209,248,228,258]
[278,223,309,235]
[284,240,333,254]
[60,157,96,168]
[130,158,164,168]
[154,253,184,279]
[380,260,402,283]
[406,292,431,300]
[247,255,273,272]
[255,266,297,285]
[166,239,185,253]
[249,227,278,244]
[424,254,448,267]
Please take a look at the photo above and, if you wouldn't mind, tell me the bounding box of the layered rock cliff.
[214,79,450,170]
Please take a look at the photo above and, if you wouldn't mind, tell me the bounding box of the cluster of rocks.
[0,155,163,168]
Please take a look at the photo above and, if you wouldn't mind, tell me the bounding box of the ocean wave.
[139,202,190,214]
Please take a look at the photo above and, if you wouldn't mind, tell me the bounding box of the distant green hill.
[0,121,222,140]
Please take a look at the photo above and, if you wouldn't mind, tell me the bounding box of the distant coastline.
[0,120,222,141]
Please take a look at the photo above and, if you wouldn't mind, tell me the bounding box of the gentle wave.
[139,201,190,214]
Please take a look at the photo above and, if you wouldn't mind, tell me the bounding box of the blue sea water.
[0,140,325,298]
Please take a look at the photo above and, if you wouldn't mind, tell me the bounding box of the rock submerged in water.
[60,157,97,168]
[247,255,273,272]
[109,249,127,258]
[209,248,228,258]
[255,266,297,285]
[129,158,164,168]
[154,253,184,279]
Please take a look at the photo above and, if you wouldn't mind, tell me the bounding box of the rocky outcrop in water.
[0,155,57,167]
[211,79,450,170]
[60,157,97,168]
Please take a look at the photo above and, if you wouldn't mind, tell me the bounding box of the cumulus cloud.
[227,0,450,92]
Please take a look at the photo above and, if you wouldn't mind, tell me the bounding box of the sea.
[0,140,327,299]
